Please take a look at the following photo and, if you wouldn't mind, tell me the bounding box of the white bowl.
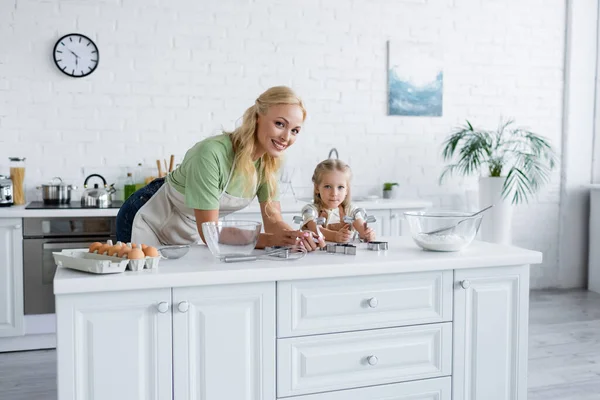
[404,210,483,252]
[201,221,262,259]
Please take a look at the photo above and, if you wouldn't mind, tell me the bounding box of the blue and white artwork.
[387,41,443,117]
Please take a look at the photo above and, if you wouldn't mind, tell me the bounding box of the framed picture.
[387,41,443,117]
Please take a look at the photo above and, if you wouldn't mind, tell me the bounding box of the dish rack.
[53,249,161,274]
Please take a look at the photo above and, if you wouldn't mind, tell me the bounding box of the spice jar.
[9,157,26,205]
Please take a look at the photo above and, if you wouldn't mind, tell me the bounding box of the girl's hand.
[335,224,352,243]
[360,223,376,242]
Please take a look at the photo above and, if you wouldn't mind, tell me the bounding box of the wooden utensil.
[169,155,175,172]
[156,160,163,178]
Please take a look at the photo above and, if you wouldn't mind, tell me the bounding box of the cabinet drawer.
[277,322,452,397]
[277,271,452,337]
[284,376,451,400]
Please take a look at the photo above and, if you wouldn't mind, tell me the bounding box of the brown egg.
[141,244,148,250]
[118,246,132,258]
[89,242,103,253]
[131,243,138,248]
[143,246,159,257]
[107,243,123,257]
[97,244,111,255]
[128,248,145,260]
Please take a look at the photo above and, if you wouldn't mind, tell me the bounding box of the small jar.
[9,157,26,205]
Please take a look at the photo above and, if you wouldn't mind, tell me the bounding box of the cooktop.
[25,200,124,210]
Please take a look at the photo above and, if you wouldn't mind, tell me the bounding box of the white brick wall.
[0,0,566,288]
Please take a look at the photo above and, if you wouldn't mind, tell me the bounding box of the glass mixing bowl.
[201,221,262,259]
[403,210,483,252]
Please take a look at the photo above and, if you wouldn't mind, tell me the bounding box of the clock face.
[53,33,99,78]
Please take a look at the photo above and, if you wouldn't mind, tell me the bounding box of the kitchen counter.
[0,198,432,218]
[54,236,542,294]
[54,236,541,400]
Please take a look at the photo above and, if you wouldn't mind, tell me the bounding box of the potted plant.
[383,182,399,199]
[439,118,557,244]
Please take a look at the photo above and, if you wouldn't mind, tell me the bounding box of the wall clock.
[53,33,99,78]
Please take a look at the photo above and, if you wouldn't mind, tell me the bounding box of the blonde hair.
[226,86,307,202]
[312,159,353,216]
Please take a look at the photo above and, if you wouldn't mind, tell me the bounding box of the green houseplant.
[439,119,558,204]
[383,182,398,199]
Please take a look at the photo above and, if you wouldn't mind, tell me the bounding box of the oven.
[22,217,117,315]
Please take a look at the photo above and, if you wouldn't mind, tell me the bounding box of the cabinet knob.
[178,301,189,313]
[367,355,378,366]
[156,302,169,313]
[367,297,378,308]
[14,224,21,230]
[460,280,471,289]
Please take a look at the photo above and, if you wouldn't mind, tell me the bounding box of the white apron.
[131,165,256,246]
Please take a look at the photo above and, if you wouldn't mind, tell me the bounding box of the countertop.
[54,236,543,295]
[0,198,432,218]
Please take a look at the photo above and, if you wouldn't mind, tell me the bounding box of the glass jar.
[9,157,26,205]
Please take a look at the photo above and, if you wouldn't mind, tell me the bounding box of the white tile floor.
[1,289,600,399]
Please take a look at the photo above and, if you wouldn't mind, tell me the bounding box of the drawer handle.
[367,297,378,308]
[460,280,471,289]
[156,302,169,313]
[14,224,22,230]
[367,355,378,366]
[178,301,190,313]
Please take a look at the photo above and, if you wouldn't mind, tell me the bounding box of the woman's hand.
[271,230,325,252]
[335,224,352,243]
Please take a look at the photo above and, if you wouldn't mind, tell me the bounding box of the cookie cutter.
[322,243,356,255]
[265,246,292,259]
[367,241,389,251]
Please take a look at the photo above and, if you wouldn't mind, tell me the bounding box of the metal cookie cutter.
[367,241,389,251]
[343,207,377,243]
[265,246,292,259]
[324,243,356,255]
[293,205,326,242]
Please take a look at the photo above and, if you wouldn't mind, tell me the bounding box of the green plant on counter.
[383,182,398,191]
[439,118,558,204]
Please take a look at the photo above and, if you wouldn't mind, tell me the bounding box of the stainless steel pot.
[37,177,76,205]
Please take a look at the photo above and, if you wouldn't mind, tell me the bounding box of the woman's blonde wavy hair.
[226,86,306,203]
[312,159,353,216]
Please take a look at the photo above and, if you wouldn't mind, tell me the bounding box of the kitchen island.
[54,237,542,400]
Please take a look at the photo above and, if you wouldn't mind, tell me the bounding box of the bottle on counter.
[9,157,26,205]
[124,172,136,200]
[135,163,144,191]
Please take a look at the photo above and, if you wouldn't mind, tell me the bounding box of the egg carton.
[53,249,161,274]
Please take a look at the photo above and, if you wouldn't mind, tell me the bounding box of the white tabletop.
[54,236,543,295]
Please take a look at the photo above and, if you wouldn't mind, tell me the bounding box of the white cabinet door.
[453,265,530,400]
[389,209,409,236]
[365,209,390,237]
[55,288,173,400]
[173,282,276,400]
[0,218,23,337]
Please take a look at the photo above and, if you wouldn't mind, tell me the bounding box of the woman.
[116,86,324,251]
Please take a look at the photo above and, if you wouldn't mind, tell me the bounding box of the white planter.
[478,176,513,244]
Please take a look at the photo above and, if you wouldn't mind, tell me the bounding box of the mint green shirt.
[167,134,278,210]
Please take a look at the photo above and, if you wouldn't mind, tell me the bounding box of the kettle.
[81,174,116,208]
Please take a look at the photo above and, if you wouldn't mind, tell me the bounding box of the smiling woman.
[116,86,325,252]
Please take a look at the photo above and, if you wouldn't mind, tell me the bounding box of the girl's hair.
[312,159,353,215]
[226,86,306,202]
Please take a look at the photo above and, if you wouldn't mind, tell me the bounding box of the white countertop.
[54,236,543,295]
[0,198,432,218]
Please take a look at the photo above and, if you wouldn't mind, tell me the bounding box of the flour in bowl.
[414,233,470,252]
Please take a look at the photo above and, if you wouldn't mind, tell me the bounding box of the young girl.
[302,159,376,243]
